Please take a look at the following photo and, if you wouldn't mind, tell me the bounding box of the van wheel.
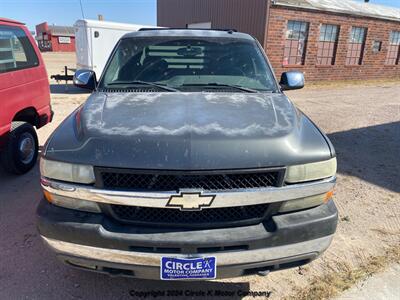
[1,122,39,174]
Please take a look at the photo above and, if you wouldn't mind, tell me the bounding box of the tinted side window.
[0,25,39,74]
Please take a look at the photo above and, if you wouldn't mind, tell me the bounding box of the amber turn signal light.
[324,190,334,203]
[43,190,53,203]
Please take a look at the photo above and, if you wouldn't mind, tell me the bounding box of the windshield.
[99,36,278,92]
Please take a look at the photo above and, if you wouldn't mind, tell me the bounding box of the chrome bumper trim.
[41,176,336,208]
[42,235,333,267]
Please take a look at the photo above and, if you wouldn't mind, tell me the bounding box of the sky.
[0,0,157,31]
[0,0,399,32]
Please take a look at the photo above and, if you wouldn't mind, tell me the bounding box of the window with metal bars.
[346,27,367,65]
[283,20,309,66]
[317,24,339,66]
[385,31,400,65]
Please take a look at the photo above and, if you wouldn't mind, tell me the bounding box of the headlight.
[278,190,334,213]
[40,158,95,184]
[285,158,337,183]
[43,191,101,213]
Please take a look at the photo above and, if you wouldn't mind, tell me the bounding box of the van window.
[0,25,39,74]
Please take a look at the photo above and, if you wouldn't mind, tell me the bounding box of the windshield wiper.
[181,83,259,93]
[107,80,179,92]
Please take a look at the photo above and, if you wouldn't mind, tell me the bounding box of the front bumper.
[37,199,338,279]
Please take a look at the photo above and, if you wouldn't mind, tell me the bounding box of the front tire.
[1,122,39,174]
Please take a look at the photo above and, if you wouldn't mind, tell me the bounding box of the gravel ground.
[0,53,399,299]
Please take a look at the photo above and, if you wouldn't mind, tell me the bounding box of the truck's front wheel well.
[13,107,40,128]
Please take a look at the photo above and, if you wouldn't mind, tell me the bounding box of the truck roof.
[122,29,255,41]
[0,17,25,25]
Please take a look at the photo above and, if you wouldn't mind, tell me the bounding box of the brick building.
[157,0,400,81]
[35,22,75,52]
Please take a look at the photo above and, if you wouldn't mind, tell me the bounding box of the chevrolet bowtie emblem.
[166,192,216,211]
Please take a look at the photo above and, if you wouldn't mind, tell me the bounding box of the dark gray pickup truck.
[37,29,337,280]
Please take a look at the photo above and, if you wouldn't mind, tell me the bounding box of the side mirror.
[279,71,304,91]
[73,69,97,90]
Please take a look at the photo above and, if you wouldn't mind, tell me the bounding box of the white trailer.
[74,19,157,76]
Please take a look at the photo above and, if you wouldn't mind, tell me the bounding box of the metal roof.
[122,29,255,40]
[273,0,400,22]
[48,25,75,37]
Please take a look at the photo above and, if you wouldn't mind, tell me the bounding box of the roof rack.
[138,28,238,34]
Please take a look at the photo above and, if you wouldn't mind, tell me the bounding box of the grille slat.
[100,170,281,192]
[111,203,270,228]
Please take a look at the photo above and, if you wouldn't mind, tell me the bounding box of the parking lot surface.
[0,53,399,299]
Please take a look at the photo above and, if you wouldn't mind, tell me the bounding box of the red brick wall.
[50,36,76,52]
[265,6,400,81]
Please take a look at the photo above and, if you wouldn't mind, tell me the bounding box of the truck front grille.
[97,168,283,192]
[96,168,283,228]
[110,203,270,228]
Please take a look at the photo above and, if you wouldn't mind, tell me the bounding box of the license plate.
[160,257,216,280]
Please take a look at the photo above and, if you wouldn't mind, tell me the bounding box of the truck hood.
[45,92,333,169]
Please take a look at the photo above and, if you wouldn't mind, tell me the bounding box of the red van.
[0,18,52,174]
